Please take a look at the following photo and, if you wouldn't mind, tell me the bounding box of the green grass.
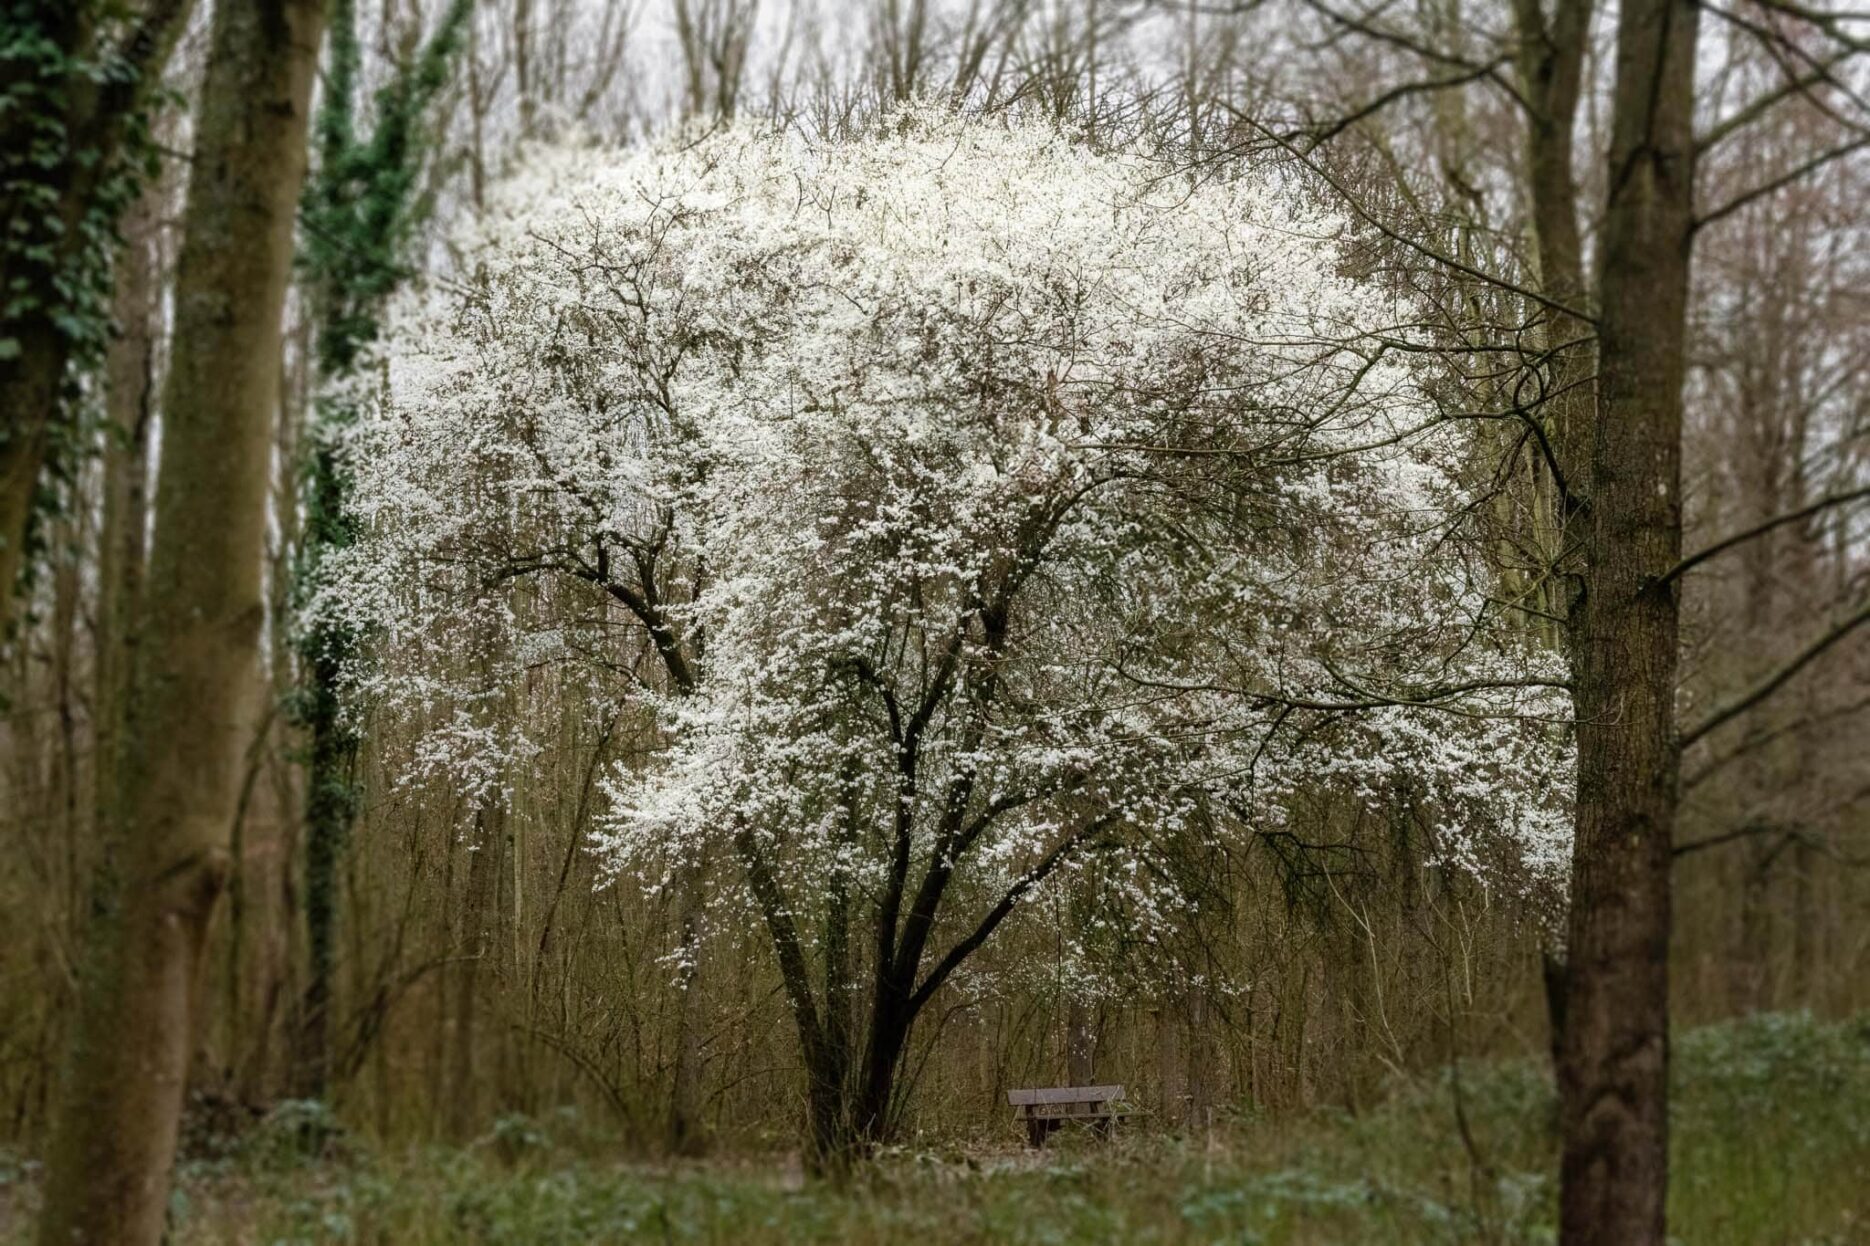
[4,1012,1867,1244]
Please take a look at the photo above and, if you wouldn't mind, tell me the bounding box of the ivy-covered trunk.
[288,0,470,1103]
[291,440,360,1099]
[0,0,88,632]
[0,0,192,633]
[34,0,328,1240]
[0,330,63,633]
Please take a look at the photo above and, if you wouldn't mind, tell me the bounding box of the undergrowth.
[1,1011,1865,1244]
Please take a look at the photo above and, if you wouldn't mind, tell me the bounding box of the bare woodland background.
[1,0,1866,1178]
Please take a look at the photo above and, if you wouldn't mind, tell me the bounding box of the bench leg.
[1026,1118,1047,1149]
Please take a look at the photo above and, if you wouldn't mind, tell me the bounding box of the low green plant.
[2,1012,1863,1245]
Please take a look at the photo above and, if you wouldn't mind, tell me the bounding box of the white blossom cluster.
[320,108,1574,982]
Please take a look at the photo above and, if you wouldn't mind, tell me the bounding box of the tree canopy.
[321,110,1572,1154]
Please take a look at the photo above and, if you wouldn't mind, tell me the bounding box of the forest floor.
[3,1011,1867,1244]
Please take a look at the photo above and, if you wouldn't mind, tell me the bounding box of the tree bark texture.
[1557,2,1699,1242]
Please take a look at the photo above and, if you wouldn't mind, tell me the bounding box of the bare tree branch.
[1695,134,1870,232]
[1680,599,1870,749]
[1659,484,1870,587]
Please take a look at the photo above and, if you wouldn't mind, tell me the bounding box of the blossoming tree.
[324,110,1571,1163]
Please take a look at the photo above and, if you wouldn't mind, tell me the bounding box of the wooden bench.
[1007,1084,1128,1147]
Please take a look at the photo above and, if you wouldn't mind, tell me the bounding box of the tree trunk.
[807,816,857,1169]
[1513,0,1593,497]
[736,824,860,1171]
[0,2,195,636]
[1729,829,1776,1014]
[1065,998,1095,1086]
[1184,988,1211,1136]
[853,989,912,1148]
[1789,833,1818,1006]
[232,319,313,1110]
[1556,2,1698,1243]
[448,794,505,1141]
[292,475,356,1099]
[666,853,708,1155]
[1156,1002,1184,1129]
[35,1,327,1241]
[1511,5,1595,1082]
[0,328,64,637]
[0,1,85,624]
[803,1033,854,1173]
[93,190,157,846]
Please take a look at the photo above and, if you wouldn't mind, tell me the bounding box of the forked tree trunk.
[35,1,327,1241]
[1556,2,1699,1242]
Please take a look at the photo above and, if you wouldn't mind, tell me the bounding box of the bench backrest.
[1006,1084,1125,1106]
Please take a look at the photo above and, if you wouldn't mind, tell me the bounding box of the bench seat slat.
[1006,1084,1124,1106]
